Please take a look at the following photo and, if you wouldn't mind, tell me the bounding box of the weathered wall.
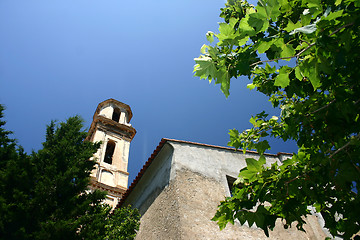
[125,144,174,215]
[134,178,182,240]
[136,168,328,240]
[177,168,327,239]
[127,141,329,239]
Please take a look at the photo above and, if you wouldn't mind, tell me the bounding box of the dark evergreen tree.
[0,105,35,239]
[0,105,139,240]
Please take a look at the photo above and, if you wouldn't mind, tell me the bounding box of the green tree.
[0,105,139,239]
[104,205,140,240]
[79,205,140,240]
[194,0,359,238]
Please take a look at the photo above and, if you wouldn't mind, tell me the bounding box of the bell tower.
[87,99,136,207]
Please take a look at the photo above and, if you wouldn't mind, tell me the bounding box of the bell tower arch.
[87,99,136,207]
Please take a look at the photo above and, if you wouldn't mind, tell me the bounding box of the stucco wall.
[125,144,174,214]
[90,128,130,189]
[136,168,328,240]
[126,141,328,239]
[170,142,283,196]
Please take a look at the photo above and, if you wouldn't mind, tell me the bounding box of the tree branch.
[329,135,360,159]
[308,100,336,115]
[329,22,354,37]
[250,43,315,67]
[300,39,312,46]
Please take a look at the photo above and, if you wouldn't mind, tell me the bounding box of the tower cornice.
[86,115,136,142]
[90,178,127,196]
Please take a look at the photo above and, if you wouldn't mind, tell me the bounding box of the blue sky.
[0,0,297,185]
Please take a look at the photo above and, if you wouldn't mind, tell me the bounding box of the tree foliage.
[0,105,139,239]
[79,205,140,240]
[194,0,360,238]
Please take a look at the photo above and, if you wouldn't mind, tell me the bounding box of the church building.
[88,99,330,239]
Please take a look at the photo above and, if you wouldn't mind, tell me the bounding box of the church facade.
[88,99,330,239]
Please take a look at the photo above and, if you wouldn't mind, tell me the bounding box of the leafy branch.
[194,0,360,237]
[250,22,354,68]
[249,43,315,67]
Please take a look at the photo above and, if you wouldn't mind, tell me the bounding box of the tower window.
[104,140,116,164]
[112,107,121,122]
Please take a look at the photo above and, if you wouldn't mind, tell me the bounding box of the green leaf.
[255,140,270,155]
[239,16,256,36]
[208,46,220,59]
[257,39,275,53]
[274,67,291,88]
[229,17,238,28]
[307,0,321,8]
[273,38,295,59]
[219,22,234,37]
[194,57,217,81]
[216,68,231,97]
[294,66,303,81]
[284,20,302,32]
[200,44,208,54]
[256,4,268,19]
[280,44,296,59]
[335,0,342,6]
[248,13,269,32]
[280,156,297,169]
[314,203,322,212]
[257,0,281,20]
[238,36,249,46]
[258,155,266,166]
[206,31,215,43]
[246,158,263,172]
[247,83,256,90]
[301,57,321,90]
[265,63,276,73]
[249,116,256,126]
[217,18,238,44]
[238,168,258,182]
[323,10,343,21]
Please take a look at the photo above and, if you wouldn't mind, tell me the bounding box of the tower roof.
[94,98,133,121]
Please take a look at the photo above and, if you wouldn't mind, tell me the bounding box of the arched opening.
[112,107,121,122]
[104,140,116,164]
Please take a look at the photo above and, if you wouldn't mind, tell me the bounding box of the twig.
[309,99,336,115]
[300,39,312,46]
[329,22,354,37]
[329,135,360,159]
[286,175,300,184]
[250,43,315,67]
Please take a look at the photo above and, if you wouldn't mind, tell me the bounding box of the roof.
[116,138,292,208]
